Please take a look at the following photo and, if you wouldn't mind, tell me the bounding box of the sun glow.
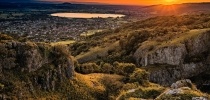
[165,0,175,2]
[164,0,177,5]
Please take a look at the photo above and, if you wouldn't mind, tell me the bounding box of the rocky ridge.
[134,29,210,86]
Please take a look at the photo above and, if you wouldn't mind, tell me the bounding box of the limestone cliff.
[0,40,75,99]
[134,29,210,86]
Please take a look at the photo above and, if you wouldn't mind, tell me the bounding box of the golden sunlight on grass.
[50,40,75,46]
[75,73,123,91]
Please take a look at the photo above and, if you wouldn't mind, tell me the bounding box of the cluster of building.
[0,17,123,42]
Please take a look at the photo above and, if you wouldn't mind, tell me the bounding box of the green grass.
[138,28,210,55]
[80,30,103,37]
[50,40,75,46]
[76,41,120,63]
[117,83,165,100]
[161,29,210,46]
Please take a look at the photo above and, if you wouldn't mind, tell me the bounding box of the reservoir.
[51,13,125,18]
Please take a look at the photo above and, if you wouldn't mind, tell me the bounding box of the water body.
[51,13,125,18]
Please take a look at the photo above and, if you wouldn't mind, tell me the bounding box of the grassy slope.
[76,41,120,63]
[68,14,210,99]
[76,73,123,91]
[50,40,75,46]
[2,14,210,99]
[70,14,210,64]
[139,28,210,55]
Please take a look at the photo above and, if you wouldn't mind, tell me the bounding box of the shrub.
[101,63,113,73]
[129,69,149,86]
[101,76,124,99]
[70,42,90,56]
[0,83,4,90]
[78,63,100,74]
[121,83,139,91]
[113,62,136,76]
[53,45,70,57]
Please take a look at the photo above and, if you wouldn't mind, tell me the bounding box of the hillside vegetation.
[71,14,210,63]
[69,14,210,99]
[0,34,166,99]
[1,14,210,99]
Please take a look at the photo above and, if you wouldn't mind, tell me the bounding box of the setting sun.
[165,0,175,2]
[164,0,177,5]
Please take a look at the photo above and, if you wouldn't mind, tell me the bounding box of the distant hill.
[62,2,72,5]
[0,0,41,3]
[141,2,210,15]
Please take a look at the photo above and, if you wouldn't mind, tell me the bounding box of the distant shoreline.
[50,13,125,19]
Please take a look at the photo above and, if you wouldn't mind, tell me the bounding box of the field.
[50,40,75,46]
[76,41,120,63]
[80,30,103,37]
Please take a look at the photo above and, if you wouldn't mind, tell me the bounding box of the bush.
[77,63,100,74]
[129,69,149,86]
[101,63,113,73]
[121,83,139,91]
[53,45,70,57]
[101,76,124,99]
[0,83,4,90]
[70,42,90,56]
[76,62,136,75]
[113,62,136,76]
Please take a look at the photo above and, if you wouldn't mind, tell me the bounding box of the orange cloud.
[43,0,210,5]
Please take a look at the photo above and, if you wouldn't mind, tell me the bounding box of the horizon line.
[1,1,210,6]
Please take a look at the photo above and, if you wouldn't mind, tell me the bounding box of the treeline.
[75,61,136,76]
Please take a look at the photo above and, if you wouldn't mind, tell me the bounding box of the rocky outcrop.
[134,30,210,86]
[1,41,47,72]
[148,63,208,86]
[185,31,210,57]
[0,40,75,98]
[170,79,195,89]
[16,42,45,72]
[156,79,209,100]
[140,45,187,66]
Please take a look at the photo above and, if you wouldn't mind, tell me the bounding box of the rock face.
[170,79,194,89]
[0,40,75,97]
[16,42,44,72]
[141,45,187,66]
[134,30,210,86]
[156,79,209,100]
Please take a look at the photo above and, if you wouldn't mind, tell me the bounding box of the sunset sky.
[41,0,210,5]
[2,0,210,5]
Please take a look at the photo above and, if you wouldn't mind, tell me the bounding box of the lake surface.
[51,13,125,18]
